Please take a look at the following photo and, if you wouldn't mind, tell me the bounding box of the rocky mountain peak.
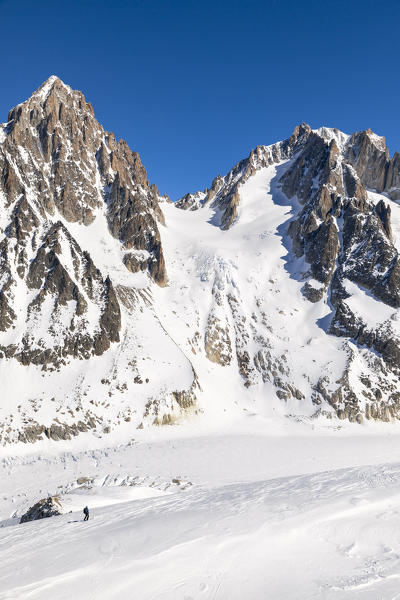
[1,75,166,271]
[0,77,169,370]
[0,78,200,445]
[7,76,95,153]
[177,122,399,230]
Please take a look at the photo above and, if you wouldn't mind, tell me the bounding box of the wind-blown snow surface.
[4,421,400,598]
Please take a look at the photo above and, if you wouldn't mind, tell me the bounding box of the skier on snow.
[83,506,90,521]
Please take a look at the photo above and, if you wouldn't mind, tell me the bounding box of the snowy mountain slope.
[4,428,400,599]
[156,162,348,422]
[1,77,400,447]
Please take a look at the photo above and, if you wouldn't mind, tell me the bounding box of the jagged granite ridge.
[177,123,400,423]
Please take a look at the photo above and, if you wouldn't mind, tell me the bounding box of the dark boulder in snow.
[20,496,63,523]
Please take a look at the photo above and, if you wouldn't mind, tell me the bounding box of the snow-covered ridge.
[313,125,350,150]
[0,125,7,144]
[365,128,387,151]
[33,75,70,102]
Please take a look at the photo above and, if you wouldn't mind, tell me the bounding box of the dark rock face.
[0,76,167,365]
[276,127,400,314]
[386,153,400,200]
[346,130,389,192]
[105,151,167,286]
[334,203,400,309]
[0,218,121,365]
[20,496,63,523]
[346,129,400,200]
[108,175,167,285]
[281,135,349,289]
[280,128,400,419]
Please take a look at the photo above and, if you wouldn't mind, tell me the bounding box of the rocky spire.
[0,76,168,367]
[2,75,167,280]
[346,128,400,200]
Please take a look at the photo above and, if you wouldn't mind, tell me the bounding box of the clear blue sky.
[2,0,399,200]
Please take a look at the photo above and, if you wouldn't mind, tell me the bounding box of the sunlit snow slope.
[155,163,347,421]
[4,429,400,599]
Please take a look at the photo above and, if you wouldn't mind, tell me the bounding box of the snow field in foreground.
[4,427,400,598]
[3,462,400,599]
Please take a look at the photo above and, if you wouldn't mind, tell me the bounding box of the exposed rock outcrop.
[20,496,63,523]
[346,129,400,200]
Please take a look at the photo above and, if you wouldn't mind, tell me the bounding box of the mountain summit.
[1,78,400,445]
